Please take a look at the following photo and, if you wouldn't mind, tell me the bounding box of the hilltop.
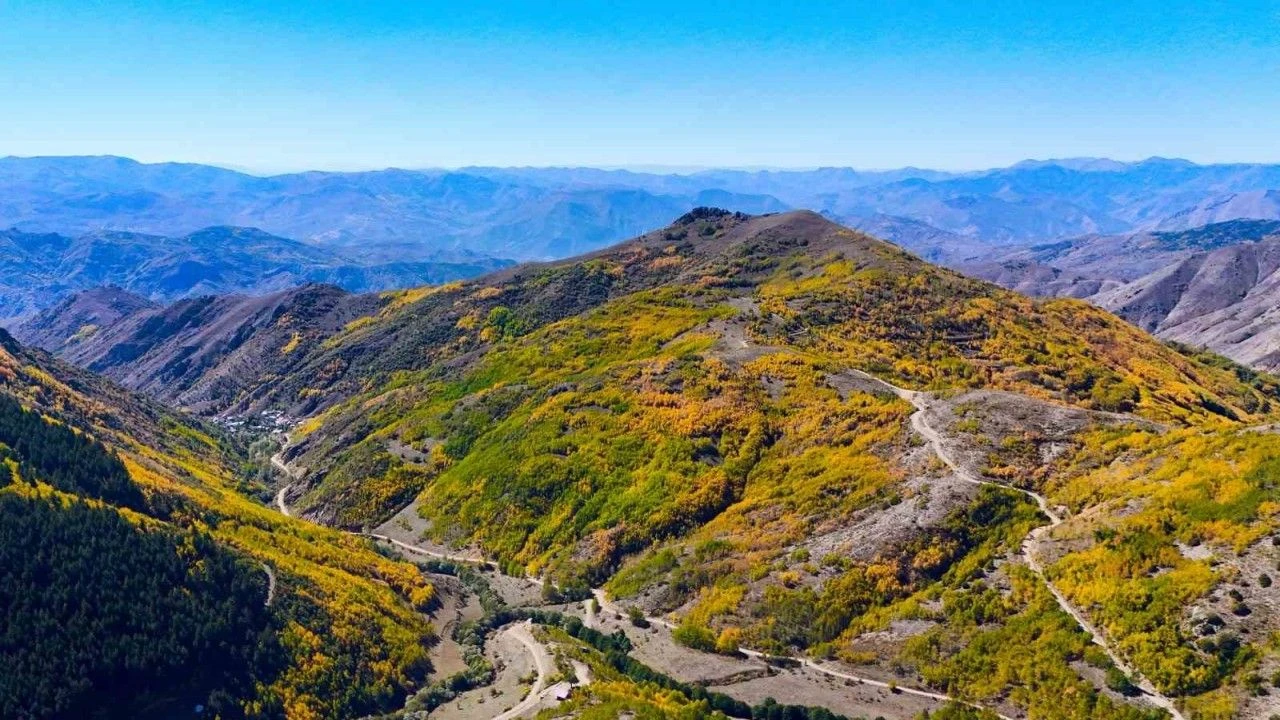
[226,210,1280,717]
[21,209,1280,719]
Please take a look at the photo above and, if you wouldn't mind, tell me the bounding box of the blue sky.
[1,1,1277,172]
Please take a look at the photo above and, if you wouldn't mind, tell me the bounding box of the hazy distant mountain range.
[7,154,1280,365]
[5,155,1280,264]
[0,224,509,322]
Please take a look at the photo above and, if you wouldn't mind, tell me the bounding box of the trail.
[359,532,490,567]
[272,452,295,517]
[848,371,1185,720]
[492,620,554,720]
[261,562,278,607]
[268,378,1183,720]
[274,484,292,517]
[588,588,1014,720]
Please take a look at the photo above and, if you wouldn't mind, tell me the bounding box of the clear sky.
[1,1,1277,172]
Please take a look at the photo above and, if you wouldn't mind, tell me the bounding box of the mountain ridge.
[0,224,510,323]
[5,155,1280,267]
[19,208,1280,718]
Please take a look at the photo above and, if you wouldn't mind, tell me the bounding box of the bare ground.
[429,623,540,720]
[425,574,485,680]
[579,597,962,720]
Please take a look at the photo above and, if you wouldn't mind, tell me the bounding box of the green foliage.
[672,622,718,651]
[0,336,440,719]
[0,394,143,509]
[0,494,279,720]
[902,568,1164,720]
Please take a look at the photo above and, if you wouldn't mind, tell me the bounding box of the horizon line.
[0,153,1251,179]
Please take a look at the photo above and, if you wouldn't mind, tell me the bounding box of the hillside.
[1157,190,1280,231]
[225,210,1280,719]
[0,330,444,719]
[0,224,509,323]
[14,284,382,414]
[964,219,1280,291]
[1094,234,1280,372]
[12,286,159,352]
[965,220,1280,372]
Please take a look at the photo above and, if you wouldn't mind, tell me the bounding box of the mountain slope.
[0,225,510,323]
[1157,189,1280,230]
[12,286,159,353]
[965,219,1280,290]
[15,284,383,414]
[1094,234,1280,371]
[966,220,1280,373]
[236,210,1280,719]
[0,330,442,718]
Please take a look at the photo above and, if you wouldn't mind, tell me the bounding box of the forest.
[0,396,277,719]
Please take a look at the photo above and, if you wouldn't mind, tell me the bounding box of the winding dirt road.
[849,370,1185,720]
[588,589,1015,720]
[268,365,1185,720]
[492,620,555,720]
[271,453,296,517]
[360,532,489,565]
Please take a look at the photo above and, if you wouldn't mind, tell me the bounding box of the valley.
[218,209,1280,719]
[9,3,1280,718]
[10,208,1280,719]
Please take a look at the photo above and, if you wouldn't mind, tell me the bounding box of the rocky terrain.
[964,219,1280,373]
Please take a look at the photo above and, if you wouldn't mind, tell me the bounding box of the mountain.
[11,286,159,353]
[273,210,1280,719]
[0,224,510,323]
[0,329,443,719]
[964,218,1280,286]
[21,208,1280,718]
[1093,233,1280,371]
[5,155,1280,266]
[843,213,991,264]
[1157,189,1280,230]
[52,208,1280,718]
[0,156,790,261]
[14,284,382,414]
[964,220,1280,372]
[957,257,1116,298]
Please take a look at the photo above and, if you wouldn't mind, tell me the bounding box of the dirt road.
[261,562,277,607]
[492,621,554,720]
[848,370,1185,720]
